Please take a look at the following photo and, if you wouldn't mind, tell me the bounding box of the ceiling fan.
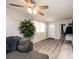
[9,0,48,16]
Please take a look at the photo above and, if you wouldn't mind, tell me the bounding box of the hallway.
[34,38,72,59]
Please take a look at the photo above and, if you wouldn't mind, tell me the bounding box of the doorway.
[61,24,66,37]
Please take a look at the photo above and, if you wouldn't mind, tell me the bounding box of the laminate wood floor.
[33,38,73,59]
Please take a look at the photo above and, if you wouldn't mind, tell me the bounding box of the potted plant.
[19,19,36,40]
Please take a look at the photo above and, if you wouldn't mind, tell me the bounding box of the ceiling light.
[27,7,37,15]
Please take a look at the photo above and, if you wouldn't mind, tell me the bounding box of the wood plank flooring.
[33,38,73,59]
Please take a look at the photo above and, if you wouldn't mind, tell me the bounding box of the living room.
[6,0,73,59]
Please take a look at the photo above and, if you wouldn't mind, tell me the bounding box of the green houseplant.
[19,19,36,38]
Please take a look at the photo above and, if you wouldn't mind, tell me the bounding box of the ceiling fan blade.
[39,6,48,9]
[25,0,32,3]
[38,11,44,16]
[9,3,24,7]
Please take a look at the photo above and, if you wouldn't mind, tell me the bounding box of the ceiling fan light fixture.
[27,7,37,15]
[9,0,48,16]
[33,9,37,15]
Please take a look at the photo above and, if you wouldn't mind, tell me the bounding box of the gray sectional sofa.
[6,36,49,59]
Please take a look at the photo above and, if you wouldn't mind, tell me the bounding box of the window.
[34,21,45,32]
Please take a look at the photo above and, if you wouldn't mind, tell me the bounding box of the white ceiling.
[6,0,73,22]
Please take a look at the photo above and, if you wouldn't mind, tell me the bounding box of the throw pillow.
[6,37,18,53]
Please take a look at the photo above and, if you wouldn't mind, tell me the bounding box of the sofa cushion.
[6,37,18,53]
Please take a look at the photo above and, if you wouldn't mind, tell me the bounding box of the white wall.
[6,8,26,37]
[6,17,21,36]
[47,19,72,39]
[33,32,46,43]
